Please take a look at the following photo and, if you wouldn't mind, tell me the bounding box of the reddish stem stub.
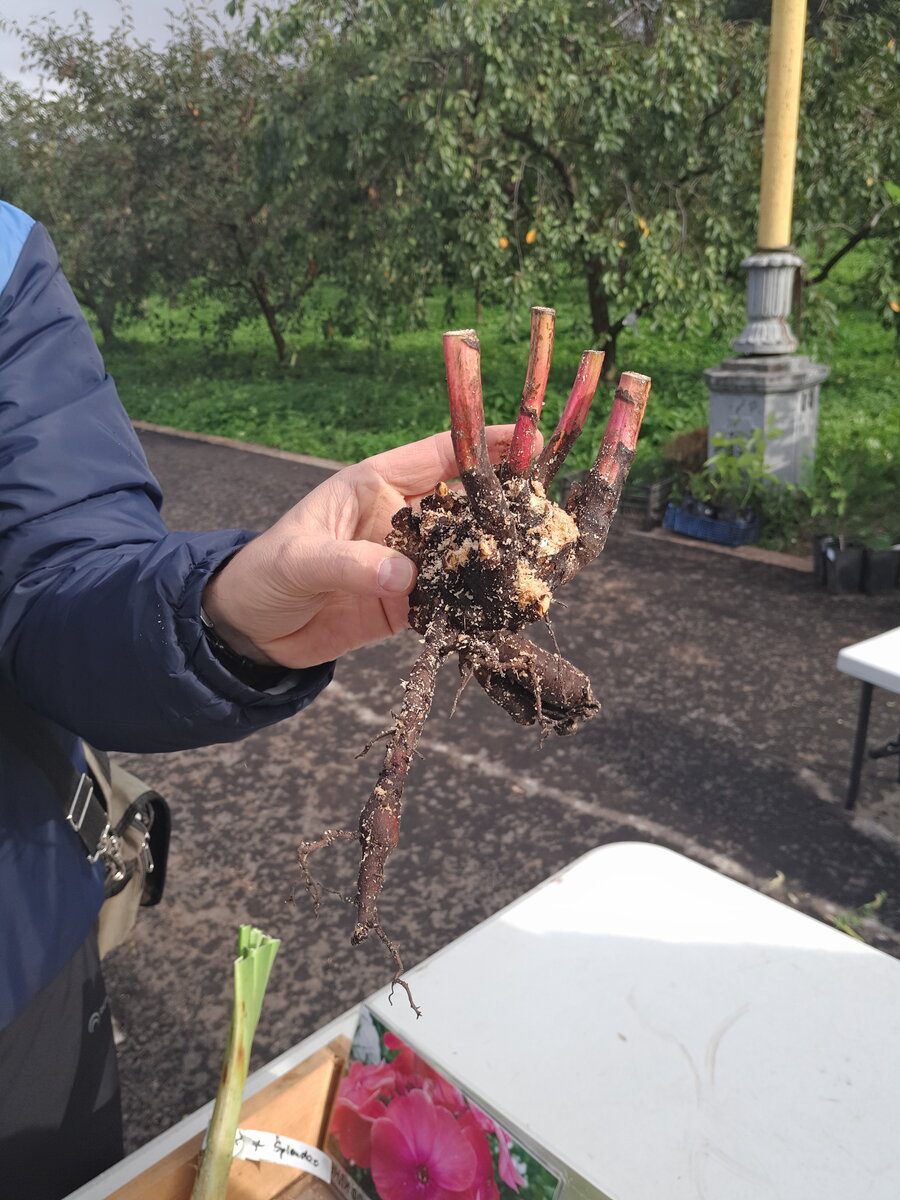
[443,329,517,544]
[593,371,651,484]
[556,370,652,586]
[502,306,556,479]
[443,329,484,476]
[533,349,605,489]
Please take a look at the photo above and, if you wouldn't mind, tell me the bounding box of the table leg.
[845,681,874,811]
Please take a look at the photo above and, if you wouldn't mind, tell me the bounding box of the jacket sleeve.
[0,211,333,751]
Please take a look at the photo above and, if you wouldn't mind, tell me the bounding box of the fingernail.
[378,556,415,593]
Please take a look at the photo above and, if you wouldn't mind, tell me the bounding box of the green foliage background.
[97,242,896,552]
[0,0,897,548]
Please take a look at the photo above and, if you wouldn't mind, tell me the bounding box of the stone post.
[704,0,829,486]
[705,254,829,485]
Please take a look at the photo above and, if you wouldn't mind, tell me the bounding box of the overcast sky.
[0,1,240,89]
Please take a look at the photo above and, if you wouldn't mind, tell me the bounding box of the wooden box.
[107,1037,348,1200]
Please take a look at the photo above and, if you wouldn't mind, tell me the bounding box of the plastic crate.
[663,502,760,547]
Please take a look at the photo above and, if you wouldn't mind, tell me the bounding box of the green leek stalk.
[191,926,280,1200]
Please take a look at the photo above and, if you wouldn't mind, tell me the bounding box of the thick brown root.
[459,632,599,735]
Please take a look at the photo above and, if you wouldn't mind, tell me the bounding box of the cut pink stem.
[443,329,515,539]
[555,370,651,585]
[533,349,605,490]
[443,329,485,476]
[502,306,556,480]
[593,371,650,485]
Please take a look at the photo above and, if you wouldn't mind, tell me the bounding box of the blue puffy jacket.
[0,203,334,1028]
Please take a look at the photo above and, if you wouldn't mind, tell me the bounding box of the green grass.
[104,258,897,519]
[106,287,728,467]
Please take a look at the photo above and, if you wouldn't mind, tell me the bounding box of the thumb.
[293,539,417,598]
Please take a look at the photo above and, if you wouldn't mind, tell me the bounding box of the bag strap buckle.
[66,772,152,887]
[95,828,129,882]
[105,800,155,897]
[66,773,109,861]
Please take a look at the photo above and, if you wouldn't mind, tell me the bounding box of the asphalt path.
[104,425,900,1153]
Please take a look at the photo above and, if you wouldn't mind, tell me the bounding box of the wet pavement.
[105,424,900,1154]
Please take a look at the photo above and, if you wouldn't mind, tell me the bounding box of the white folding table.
[68,843,900,1200]
[836,625,900,809]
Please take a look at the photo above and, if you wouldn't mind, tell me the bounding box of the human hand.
[201,427,518,669]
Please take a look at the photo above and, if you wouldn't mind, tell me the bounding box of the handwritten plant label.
[231,1128,333,1182]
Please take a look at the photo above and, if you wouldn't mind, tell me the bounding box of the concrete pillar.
[705,352,829,484]
[705,252,830,486]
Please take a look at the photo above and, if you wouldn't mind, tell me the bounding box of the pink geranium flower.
[331,1060,398,1168]
[384,1033,434,1085]
[385,1042,428,1091]
[456,1108,500,1200]
[384,1033,465,1114]
[370,1088,478,1200]
[468,1103,525,1192]
[423,1073,466,1117]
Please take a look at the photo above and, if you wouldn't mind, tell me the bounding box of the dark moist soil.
[105,425,900,1155]
[389,474,597,728]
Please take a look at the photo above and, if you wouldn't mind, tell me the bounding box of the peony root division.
[297,308,650,1013]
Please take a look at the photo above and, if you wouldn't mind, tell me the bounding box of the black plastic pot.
[717,504,755,524]
[812,536,838,586]
[824,544,864,594]
[862,548,900,596]
[680,494,717,520]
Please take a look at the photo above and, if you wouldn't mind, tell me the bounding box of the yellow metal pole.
[757,0,808,250]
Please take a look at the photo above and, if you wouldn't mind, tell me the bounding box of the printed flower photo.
[327,1008,561,1200]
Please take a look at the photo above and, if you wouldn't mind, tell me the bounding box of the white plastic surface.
[836,625,900,693]
[66,843,900,1200]
[368,843,900,1200]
